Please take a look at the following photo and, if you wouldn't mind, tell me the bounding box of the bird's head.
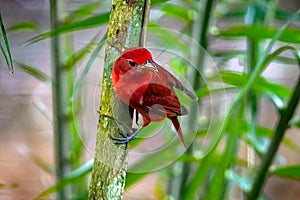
[112,47,158,84]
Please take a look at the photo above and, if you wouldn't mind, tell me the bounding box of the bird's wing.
[154,61,197,100]
[143,83,187,117]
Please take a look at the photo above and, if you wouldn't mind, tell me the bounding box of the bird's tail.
[171,117,186,149]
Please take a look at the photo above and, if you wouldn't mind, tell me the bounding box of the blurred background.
[0,0,300,199]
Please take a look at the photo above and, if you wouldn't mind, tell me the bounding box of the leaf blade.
[217,25,300,44]
[16,62,51,83]
[272,165,300,181]
[27,12,109,44]
[0,13,13,72]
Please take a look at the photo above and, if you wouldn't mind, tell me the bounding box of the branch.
[88,0,149,199]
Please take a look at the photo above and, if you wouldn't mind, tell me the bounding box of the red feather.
[112,47,195,148]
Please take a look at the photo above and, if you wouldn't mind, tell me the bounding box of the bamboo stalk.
[247,74,300,200]
[49,0,69,199]
[179,0,214,198]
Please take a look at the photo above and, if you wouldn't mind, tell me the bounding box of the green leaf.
[160,4,192,21]
[0,13,13,72]
[16,62,51,83]
[237,118,300,154]
[71,35,106,100]
[169,57,188,76]
[200,71,291,103]
[178,154,200,163]
[290,116,300,128]
[148,22,190,53]
[213,49,298,65]
[222,8,247,19]
[127,125,198,174]
[272,165,300,181]
[27,12,109,44]
[35,159,93,199]
[274,55,299,65]
[217,9,300,161]
[260,45,300,73]
[8,22,37,32]
[64,33,101,70]
[204,105,243,200]
[125,172,149,189]
[32,99,52,122]
[217,25,300,44]
[129,120,166,148]
[182,154,217,199]
[275,9,300,21]
[196,86,235,99]
[0,44,10,69]
[65,1,102,22]
[151,0,169,6]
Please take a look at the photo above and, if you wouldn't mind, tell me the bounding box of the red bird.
[111,47,196,148]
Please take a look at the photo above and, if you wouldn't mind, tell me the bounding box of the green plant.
[2,1,108,199]
[124,0,300,199]
[4,0,300,199]
[0,12,13,72]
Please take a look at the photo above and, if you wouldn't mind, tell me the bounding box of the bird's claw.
[110,128,140,144]
[110,133,136,144]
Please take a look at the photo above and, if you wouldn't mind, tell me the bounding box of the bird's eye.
[129,60,136,67]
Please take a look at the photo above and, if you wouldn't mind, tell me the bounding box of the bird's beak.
[140,60,158,72]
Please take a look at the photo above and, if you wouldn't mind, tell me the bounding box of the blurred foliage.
[3,0,300,199]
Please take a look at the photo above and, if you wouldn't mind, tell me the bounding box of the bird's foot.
[110,128,140,144]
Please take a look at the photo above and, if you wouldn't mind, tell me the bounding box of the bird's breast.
[114,69,153,106]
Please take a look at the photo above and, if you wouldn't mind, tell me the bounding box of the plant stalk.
[247,74,300,200]
[178,0,215,198]
[244,1,263,174]
[49,0,69,199]
[194,0,214,88]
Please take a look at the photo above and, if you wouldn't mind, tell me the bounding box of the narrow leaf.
[275,9,300,21]
[148,22,190,53]
[0,13,13,72]
[0,44,10,68]
[272,165,300,181]
[217,25,300,44]
[8,22,37,32]
[16,62,51,83]
[27,12,109,44]
[203,71,291,101]
[65,33,101,70]
[35,159,93,199]
[125,172,149,189]
[65,1,102,22]
[161,4,192,21]
[71,35,106,100]
[151,0,169,6]
[183,155,216,199]
[260,45,300,73]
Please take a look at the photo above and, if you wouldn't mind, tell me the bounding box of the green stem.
[204,103,244,200]
[245,1,263,171]
[50,0,68,199]
[247,74,300,200]
[178,0,215,198]
[193,0,214,88]
[199,0,213,51]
